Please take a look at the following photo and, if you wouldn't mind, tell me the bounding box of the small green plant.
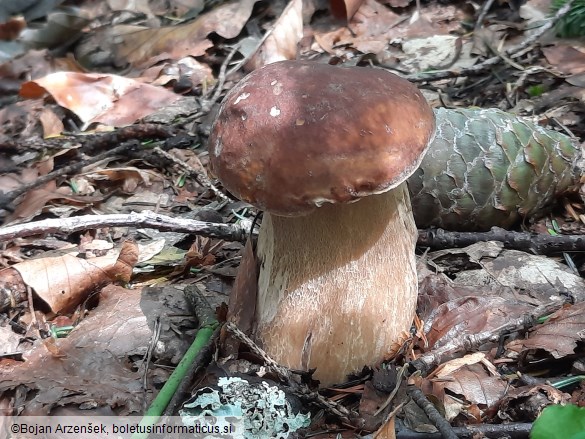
[531,404,585,439]
[526,84,546,97]
[552,0,585,38]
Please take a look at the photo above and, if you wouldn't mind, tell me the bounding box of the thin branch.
[474,0,496,33]
[153,146,233,203]
[210,41,244,106]
[225,322,360,425]
[407,386,458,439]
[0,211,248,243]
[0,141,140,212]
[417,227,585,255]
[390,422,533,439]
[409,301,564,376]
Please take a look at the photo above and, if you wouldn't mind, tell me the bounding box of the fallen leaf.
[21,72,180,128]
[315,0,402,56]
[246,0,303,71]
[149,57,213,88]
[81,167,164,193]
[0,285,150,415]
[6,183,105,225]
[506,302,585,359]
[543,44,585,75]
[0,99,46,140]
[39,107,64,137]
[3,241,138,313]
[454,249,585,303]
[329,0,367,21]
[492,384,570,423]
[19,11,90,50]
[427,357,507,419]
[107,0,154,17]
[0,167,39,195]
[400,35,475,72]
[423,296,534,351]
[0,16,25,40]
[115,0,258,68]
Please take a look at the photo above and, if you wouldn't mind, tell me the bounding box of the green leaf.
[531,404,585,439]
[552,0,585,38]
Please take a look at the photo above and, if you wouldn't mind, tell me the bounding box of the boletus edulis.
[209,61,436,386]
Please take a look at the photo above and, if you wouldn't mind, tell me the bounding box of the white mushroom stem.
[254,182,418,385]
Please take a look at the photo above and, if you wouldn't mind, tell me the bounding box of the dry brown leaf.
[6,183,105,225]
[21,72,180,128]
[115,0,258,68]
[452,248,585,303]
[0,268,28,313]
[246,0,303,71]
[39,107,64,137]
[428,352,491,379]
[315,0,401,56]
[423,296,534,351]
[0,167,39,196]
[6,241,138,313]
[493,384,570,422]
[0,16,26,40]
[417,273,523,321]
[373,413,396,439]
[222,238,258,356]
[148,57,213,88]
[543,44,585,75]
[81,167,164,193]
[329,0,367,21]
[505,302,585,359]
[0,50,85,85]
[428,358,506,418]
[0,285,149,415]
[0,99,47,140]
[186,236,221,267]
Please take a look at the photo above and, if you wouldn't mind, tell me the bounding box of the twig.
[406,0,575,83]
[26,286,38,331]
[142,317,162,396]
[474,0,496,33]
[374,364,408,416]
[153,146,233,203]
[209,41,244,106]
[0,124,175,155]
[407,386,458,439]
[0,211,248,243]
[409,301,564,376]
[225,27,276,79]
[225,322,359,425]
[392,422,532,439]
[417,227,585,255]
[0,141,140,212]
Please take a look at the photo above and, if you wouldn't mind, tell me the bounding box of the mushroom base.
[254,183,418,386]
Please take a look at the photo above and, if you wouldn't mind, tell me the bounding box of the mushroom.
[209,61,436,385]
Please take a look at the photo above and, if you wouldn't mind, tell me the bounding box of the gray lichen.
[181,377,311,439]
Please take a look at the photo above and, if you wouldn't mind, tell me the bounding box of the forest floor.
[0,0,584,438]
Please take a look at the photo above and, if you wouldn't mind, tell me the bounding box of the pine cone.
[409,108,582,231]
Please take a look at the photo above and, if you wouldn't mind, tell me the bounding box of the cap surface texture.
[209,60,435,216]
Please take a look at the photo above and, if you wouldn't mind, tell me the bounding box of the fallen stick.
[0,211,248,243]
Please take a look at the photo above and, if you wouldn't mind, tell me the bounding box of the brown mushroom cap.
[209,60,436,216]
